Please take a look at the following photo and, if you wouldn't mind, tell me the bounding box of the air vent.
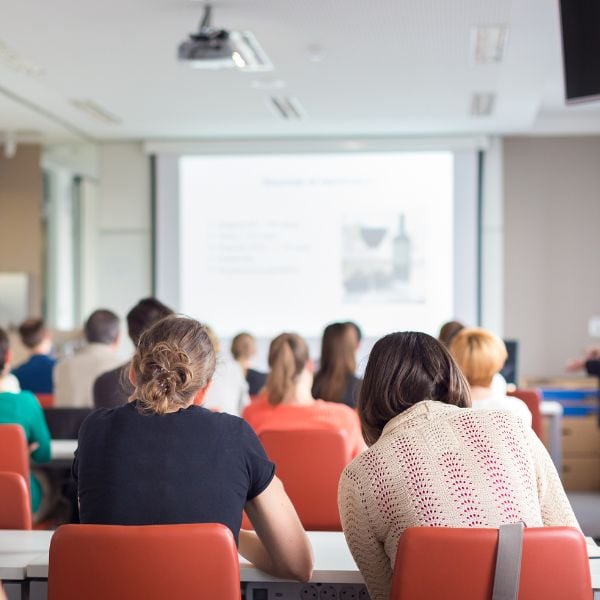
[268,96,306,120]
[71,100,121,125]
[470,93,495,117]
[231,31,273,71]
[470,25,508,64]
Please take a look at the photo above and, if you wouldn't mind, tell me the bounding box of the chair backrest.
[391,526,591,600]
[508,388,542,438]
[0,425,30,496]
[43,408,93,440]
[259,428,351,531]
[35,394,54,408]
[0,472,32,529]
[49,523,240,600]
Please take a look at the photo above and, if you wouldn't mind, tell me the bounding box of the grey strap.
[491,522,524,600]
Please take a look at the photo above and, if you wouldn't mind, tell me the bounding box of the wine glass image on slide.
[342,217,390,295]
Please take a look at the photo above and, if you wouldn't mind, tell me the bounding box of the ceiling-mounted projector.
[178,5,273,71]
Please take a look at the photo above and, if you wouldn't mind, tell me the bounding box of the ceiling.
[0,0,598,143]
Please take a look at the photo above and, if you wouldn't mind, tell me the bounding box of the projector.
[178,5,273,71]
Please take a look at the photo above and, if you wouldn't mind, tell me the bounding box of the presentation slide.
[178,152,454,338]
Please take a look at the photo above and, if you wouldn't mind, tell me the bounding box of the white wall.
[503,137,600,378]
[94,142,152,355]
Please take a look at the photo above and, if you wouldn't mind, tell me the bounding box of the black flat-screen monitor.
[560,0,600,103]
[500,340,518,386]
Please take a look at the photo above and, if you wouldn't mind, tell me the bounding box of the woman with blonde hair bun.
[74,316,313,582]
[243,332,364,457]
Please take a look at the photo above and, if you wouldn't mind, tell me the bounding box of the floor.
[568,492,600,540]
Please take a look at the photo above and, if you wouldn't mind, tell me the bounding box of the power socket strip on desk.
[245,582,370,600]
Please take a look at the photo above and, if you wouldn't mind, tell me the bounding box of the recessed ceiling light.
[470,25,508,64]
[470,92,495,116]
[71,100,121,125]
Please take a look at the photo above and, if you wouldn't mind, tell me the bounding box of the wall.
[0,144,43,316]
[93,142,152,355]
[503,137,600,378]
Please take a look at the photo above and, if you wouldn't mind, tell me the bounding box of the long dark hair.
[358,331,470,445]
[313,323,356,403]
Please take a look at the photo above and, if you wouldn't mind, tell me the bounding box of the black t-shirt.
[246,368,267,396]
[73,401,275,542]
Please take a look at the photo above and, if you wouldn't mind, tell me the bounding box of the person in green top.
[0,327,51,514]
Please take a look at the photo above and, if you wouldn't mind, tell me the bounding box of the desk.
[0,531,597,600]
[541,400,563,473]
[49,440,77,462]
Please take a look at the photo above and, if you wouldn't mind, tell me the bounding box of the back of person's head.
[126,298,173,346]
[266,333,309,406]
[231,332,256,361]
[18,318,48,350]
[84,309,120,345]
[131,315,216,415]
[438,320,465,347]
[313,322,356,403]
[359,331,470,446]
[449,327,508,388]
[0,328,9,372]
[345,321,362,349]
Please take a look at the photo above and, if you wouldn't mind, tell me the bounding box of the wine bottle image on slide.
[393,214,411,281]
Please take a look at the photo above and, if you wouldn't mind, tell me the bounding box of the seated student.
[12,318,56,394]
[243,333,364,457]
[93,298,173,409]
[54,309,122,408]
[440,319,508,395]
[202,327,250,416]
[312,323,361,408]
[438,319,465,347]
[231,332,267,396]
[338,332,579,600]
[74,316,313,581]
[449,327,531,426]
[0,328,51,516]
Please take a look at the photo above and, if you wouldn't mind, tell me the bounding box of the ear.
[128,364,136,387]
[192,380,213,406]
[306,359,314,375]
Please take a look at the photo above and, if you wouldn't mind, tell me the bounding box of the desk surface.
[0,529,596,591]
[23,531,362,583]
[50,440,77,462]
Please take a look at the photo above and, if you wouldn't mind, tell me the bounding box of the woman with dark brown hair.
[338,331,578,600]
[312,323,361,408]
[74,316,313,582]
[243,332,364,457]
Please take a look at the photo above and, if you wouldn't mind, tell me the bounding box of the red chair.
[391,526,591,600]
[508,388,542,438]
[259,429,351,531]
[48,523,240,600]
[35,394,54,408]
[0,425,30,498]
[0,472,31,529]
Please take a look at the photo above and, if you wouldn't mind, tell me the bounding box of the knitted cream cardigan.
[338,400,579,600]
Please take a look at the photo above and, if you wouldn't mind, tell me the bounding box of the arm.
[240,476,313,582]
[525,428,580,528]
[338,466,392,600]
[26,393,51,463]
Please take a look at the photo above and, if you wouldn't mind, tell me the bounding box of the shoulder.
[16,390,41,409]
